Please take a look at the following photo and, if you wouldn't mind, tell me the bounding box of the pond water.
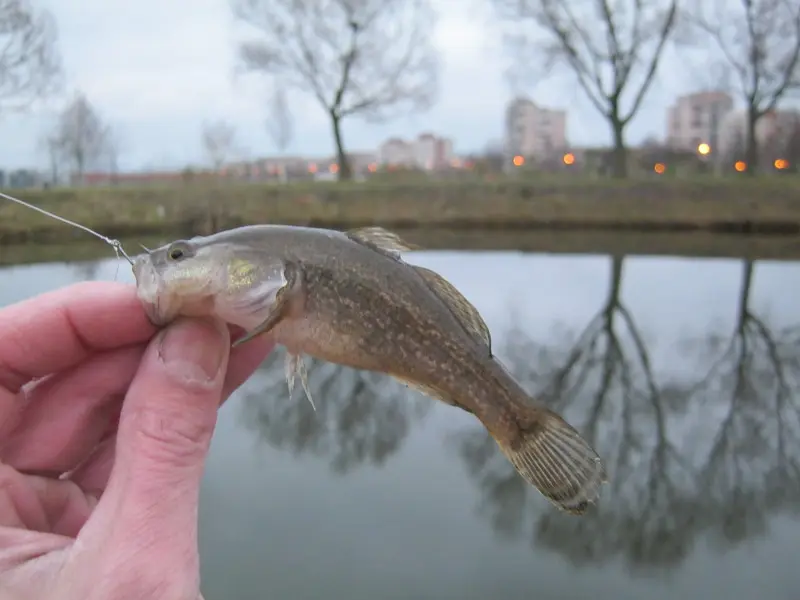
[1,237,799,600]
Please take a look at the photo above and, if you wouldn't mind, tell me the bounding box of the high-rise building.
[504,97,567,164]
[665,91,734,154]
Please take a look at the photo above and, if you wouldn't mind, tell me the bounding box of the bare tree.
[201,119,237,171]
[266,87,293,152]
[51,91,112,183]
[232,0,439,181]
[103,129,122,178]
[683,0,800,174]
[37,132,61,185]
[0,0,63,112]
[491,0,679,178]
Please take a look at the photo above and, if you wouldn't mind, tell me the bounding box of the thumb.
[109,314,230,520]
[72,317,230,597]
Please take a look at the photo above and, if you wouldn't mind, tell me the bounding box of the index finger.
[0,281,158,394]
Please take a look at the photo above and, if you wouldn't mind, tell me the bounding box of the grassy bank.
[4,228,800,268]
[1,178,800,244]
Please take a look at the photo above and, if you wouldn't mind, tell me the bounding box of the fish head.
[132,238,221,326]
[132,235,287,330]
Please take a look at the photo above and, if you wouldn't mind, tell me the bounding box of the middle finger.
[0,343,147,475]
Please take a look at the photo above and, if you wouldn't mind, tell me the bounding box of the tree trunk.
[610,119,627,179]
[331,112,352,181]
[77,154,84,186]
[736,259,754,329]
[745,106,759,176]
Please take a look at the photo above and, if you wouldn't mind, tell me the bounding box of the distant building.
[504,97,567,164]
[665,91,734,154]
[717,107,800,162]
[414,132,453,170]
[3,169,44,189]
[345,151,379,173]
[377,133,454,170]
[378,137,414,167]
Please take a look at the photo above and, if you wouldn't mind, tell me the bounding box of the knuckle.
[129,396,216,468]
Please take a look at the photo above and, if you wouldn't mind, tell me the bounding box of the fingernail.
[158,318,227,382]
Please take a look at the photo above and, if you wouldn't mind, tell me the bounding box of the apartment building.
[666,91,734,153]
[504,97,567,162]
[377,133,454,170]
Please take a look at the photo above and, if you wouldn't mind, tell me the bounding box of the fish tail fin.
[491,406,606,515]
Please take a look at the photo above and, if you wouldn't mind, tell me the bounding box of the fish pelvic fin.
[494,408,607,515]
[285,351,316,412]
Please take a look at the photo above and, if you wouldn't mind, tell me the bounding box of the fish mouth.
[132,254,174,327]
[141,299,173,327]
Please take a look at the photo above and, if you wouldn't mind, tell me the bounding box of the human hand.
[0,281,274,599]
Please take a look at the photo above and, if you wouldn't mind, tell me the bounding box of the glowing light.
[563,152,575,165]
[774,158,789,170]
[653,162,666,174]
[308,163,318,174]
[697,143,711,155]
[512,155,524,167]
[734,161,746,172]
[329,163,339,173]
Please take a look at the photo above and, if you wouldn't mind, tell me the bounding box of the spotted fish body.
[132,225,607,514]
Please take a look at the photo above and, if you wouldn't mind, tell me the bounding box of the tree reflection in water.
[239,348,433,474]
[683,260,800,549]
[451,255,800,573]
[71,261,101,281]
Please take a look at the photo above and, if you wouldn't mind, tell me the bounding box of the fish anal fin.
[389,374,449,404]
[494,409,607,515]
[232,262,301,347]
[412,265,492,355]
[346,226,420,259]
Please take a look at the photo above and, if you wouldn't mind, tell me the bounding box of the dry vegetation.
[1,178,799,245]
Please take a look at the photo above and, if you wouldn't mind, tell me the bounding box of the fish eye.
[166,241,192,261]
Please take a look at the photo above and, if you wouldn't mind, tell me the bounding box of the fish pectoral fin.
[285,351,316,411]
[232,263,299,348]
[346,226,421,259]
[232,306,285,348]
[411,265,492,356]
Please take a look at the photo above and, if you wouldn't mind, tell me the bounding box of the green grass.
[1,177,799,245]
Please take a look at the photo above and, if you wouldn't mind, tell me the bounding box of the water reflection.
[70,260,102,281]
[450,256,800,572]
[239,350,433,474]
[2,242,800,597]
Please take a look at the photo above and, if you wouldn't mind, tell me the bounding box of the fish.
[132,224,607,514]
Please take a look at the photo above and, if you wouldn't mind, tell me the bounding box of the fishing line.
[0,190,135,269]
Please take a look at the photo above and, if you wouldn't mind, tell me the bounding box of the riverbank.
[1,178,800,244]
[3,228,800,268]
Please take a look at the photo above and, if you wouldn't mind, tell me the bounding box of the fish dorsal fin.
[346,226,420,259]
[412,265,492,356]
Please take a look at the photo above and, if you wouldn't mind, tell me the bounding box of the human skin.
[0,281,274,599]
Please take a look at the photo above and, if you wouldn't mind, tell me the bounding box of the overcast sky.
[0,0,715,172]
